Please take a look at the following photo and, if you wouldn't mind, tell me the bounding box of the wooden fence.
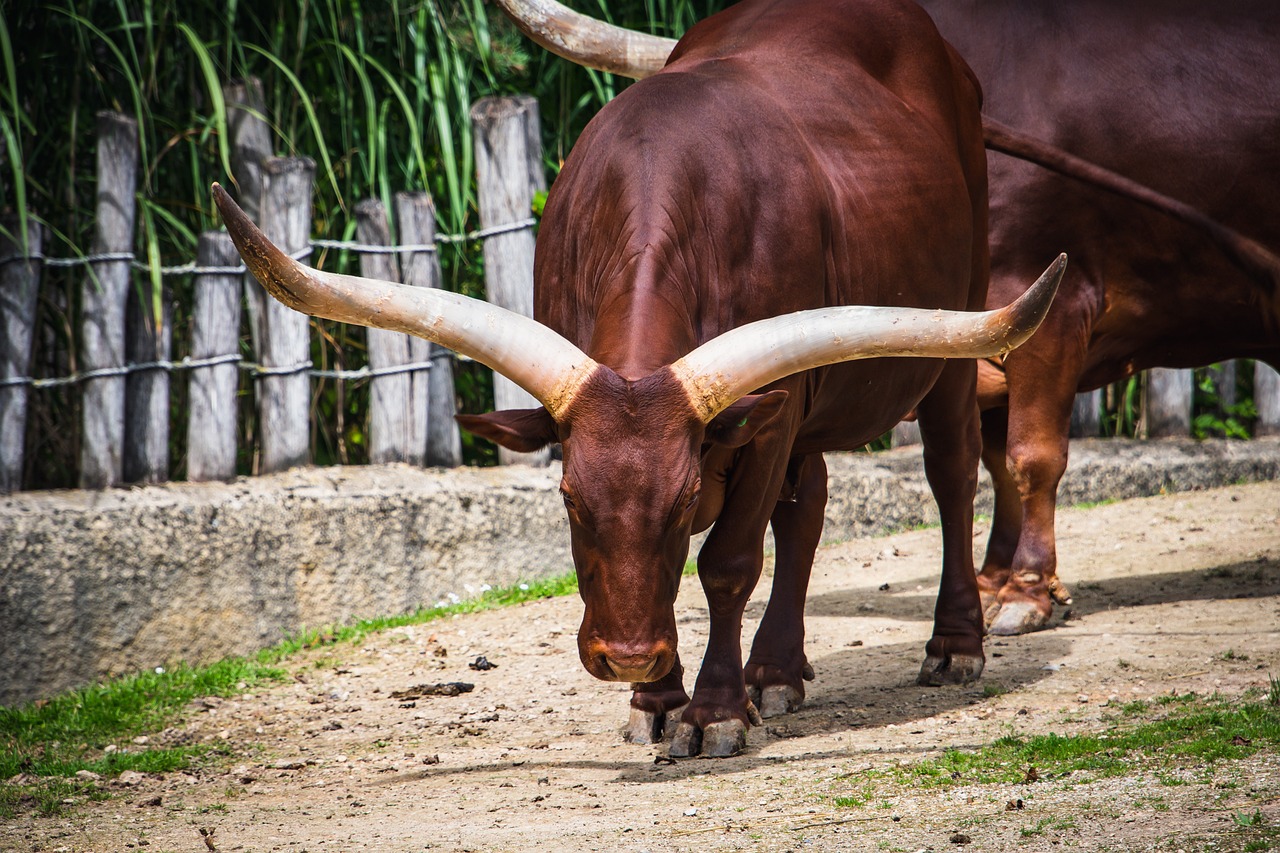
[1,85,549,493]
[3,89,1279,493]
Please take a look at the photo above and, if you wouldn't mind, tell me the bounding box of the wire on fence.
[0,220,511,391]
[3,217,536,274]
[0,354,445,390]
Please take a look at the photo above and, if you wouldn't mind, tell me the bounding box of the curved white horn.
[212,183,598,420]
[671,255,1067,423]
[492,0,676,79]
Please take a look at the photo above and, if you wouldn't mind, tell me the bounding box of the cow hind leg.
[744,454,827,718]
[977,406,1022,623]
[984,352,1081,635]
[986,407,1072,635]
[914,360,986,686]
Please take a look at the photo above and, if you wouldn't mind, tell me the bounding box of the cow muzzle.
[580,636,677,683]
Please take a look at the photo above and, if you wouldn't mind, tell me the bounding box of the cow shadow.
[798,553,1279,625]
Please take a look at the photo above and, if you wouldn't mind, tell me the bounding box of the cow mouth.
[581,640,676,683]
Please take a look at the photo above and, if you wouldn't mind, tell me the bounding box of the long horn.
[492,0,676,79]
[671,255,1067,423]
[211,183,598,420]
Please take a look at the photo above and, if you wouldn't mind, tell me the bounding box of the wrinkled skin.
[919,0,1280,634]
[463,0,996,757]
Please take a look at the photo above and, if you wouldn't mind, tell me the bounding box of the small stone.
[684,807,698,817]
[950,833,972,845]
[115,770,146,787]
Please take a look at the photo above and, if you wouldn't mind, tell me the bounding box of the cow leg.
[986,372,1077,635]
[669,457,792,757]
[914,359,986,686]
[744,454,827,718]
[976,406,1022,621]
[624,654,690,744]
[668,536,765,758]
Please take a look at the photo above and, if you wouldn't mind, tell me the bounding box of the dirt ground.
[4,479,1279,853]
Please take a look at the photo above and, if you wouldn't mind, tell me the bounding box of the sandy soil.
[4,480,1279,853]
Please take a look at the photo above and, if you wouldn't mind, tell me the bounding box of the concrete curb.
[2,437,1277,705]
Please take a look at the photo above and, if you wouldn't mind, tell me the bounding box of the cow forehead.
[558,368,703,491]
[561,365,700,437]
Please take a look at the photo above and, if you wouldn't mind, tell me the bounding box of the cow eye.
[560,488,576,510]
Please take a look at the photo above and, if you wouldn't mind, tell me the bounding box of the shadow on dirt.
[372,556,1277,789]
[799,555,1278,625]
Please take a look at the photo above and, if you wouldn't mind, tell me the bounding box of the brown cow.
[214,0,1064,756]
[916,0,1280,634]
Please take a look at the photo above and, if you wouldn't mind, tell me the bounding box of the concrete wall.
[3,438,1277,706]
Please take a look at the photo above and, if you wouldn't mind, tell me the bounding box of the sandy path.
[4,480,1278,852]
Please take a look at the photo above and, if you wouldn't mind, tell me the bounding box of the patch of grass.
[1020,817,1077,838]
[1220,649,1249,661]
[877,693,1279,790]
[1069,497,1118,511]
[0,569,581,818]
[982,683,1009,698]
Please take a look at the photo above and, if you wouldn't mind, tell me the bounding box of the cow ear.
[456,408,558,453]
[705,390,789,448]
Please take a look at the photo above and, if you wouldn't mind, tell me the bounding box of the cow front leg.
[915,359,985,685]
[669,537,769,758]
[624,655,690,744]
[744,454,827,718]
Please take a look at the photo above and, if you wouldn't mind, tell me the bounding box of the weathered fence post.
[1204,361,1237,413]
[1069,389,1103,438]
[1,217,43,493]
[80,111,139,489]
[1256,361,1280,436]
[355,198,419,464]
[187,231,243,481]
[124,285,171,484]
[396,191,461,467]
[1144,368,1192,437]
[253,157,315,473]
[471,95,548,466]
[224,79,273,359]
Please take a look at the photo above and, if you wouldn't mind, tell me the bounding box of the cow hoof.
[758,685,803,719]
[1049,577,1074,606]
[802,661,816,681]
[623,704,686,744]
[669,720,747,758]
[916,652,984,686]
[988,601,1049,636]
[981,596,1001,630]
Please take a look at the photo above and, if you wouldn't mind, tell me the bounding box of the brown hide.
[919,0,1280,633]
[465,0,995,751]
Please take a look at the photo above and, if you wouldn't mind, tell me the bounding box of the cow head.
[213,184,1062,685]
[459,368,789,682]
